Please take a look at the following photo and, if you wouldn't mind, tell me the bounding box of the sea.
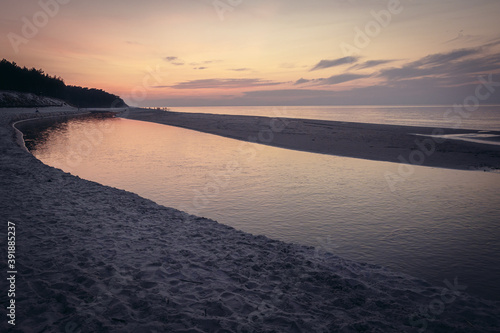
[171,105,500,130]
[28,105,500,301]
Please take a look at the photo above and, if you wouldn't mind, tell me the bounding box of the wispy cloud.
[350,59,395,70]
[444,53,500,76]
[164,56,185,66]
[310,56,359,71]
[414,48,480,66]
[164,78,284,89]
[190,60,222,66]
[378,48,500,82]
[295,73,368,86]
[294,78,311,85]
[229,68,251,72]
[243,89,336,99]
[318,73,369,85]
[149,77,500,107]
[443,30,480,45]
[484,36,500,48]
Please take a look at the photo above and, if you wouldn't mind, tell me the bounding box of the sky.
[1,0,500,106]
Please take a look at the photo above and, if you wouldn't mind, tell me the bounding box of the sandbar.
[122,108,500,171]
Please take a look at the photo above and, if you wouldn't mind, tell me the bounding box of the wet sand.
[122,108,500,171]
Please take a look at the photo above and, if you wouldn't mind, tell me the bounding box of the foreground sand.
[1,107,500,332]
[122,108,500,171]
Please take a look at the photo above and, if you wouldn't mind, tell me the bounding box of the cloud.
[194,67,207,70]
[165,78,284,89]
[229,68,251,72]
[483,36,500,49]
[317,73,369,85]
[237,74,500,105]
[350,60,395,70]
[294,78,311,85]
[414,48,480,66]
[191,60,222,66]
[164,56,185,66]
[310,56,359,71]
[378,66,433,81]
[444,53,500,76]
[443,30,480,45]
[145,77,500,107]
[295,73,369,86]
[242,89,336,99]
[378,48,500,82]
[235,89,340,106]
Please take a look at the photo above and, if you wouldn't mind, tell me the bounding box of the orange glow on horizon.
[1,1,500,106]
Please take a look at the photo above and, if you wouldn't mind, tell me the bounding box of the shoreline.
[11,118,31,152]
[2,107,500,332]
[11,111,97,152]
[121,108,500,171]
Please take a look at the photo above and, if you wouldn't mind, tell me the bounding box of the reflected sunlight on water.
[31,117,500,301]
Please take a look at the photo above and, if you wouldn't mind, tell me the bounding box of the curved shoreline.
[121,108,500,171]
[11,118,30,153]
[2,107,500,332]
[11,111,95,152]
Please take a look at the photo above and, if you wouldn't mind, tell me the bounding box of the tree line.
[0,59,127,108]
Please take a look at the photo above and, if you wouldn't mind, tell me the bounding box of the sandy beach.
[122,108,500,172]
[2,107,500,332]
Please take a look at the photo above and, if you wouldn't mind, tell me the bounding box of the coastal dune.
[1,107,500,332]
[122,108,500,171]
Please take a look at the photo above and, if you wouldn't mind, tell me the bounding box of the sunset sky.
[1,0,500,106]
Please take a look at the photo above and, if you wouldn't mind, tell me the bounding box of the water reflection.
[30,117,500,301]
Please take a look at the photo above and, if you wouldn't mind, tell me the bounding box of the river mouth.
[23,115,500,301]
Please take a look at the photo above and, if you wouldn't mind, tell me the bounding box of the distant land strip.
[122,108,500,171]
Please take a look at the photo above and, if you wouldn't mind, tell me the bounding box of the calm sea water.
[29,106,500,301]
[171,105,500,131]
